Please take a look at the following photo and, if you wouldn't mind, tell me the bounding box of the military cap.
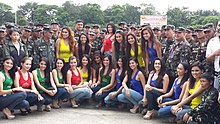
[0,26,6,32]
[36,22,43,27]
[141,23,151,28]
[130,25,137,30]
[161,25,167,30]
[100,28,107,34]
[32,27,42,32]
[164,25,175,30]
[24,26,32,32]
[5,22,15,28]
[51,21,59,25]
[85,25,91,28]
[118,21,127,26]
[153,27,160,31]
[88,30,95,35]
[43,26,53,33]
[186,27,194,32]
[93,24,100,28]
[76,19,83,23]
[195,27,204,32]
[175,27,186,33]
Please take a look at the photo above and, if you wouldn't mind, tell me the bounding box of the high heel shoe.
[20,109,28,115]
[143,110,156,120]
[129,105,139,114]
[3,108,15,120]
[70,99,78,108]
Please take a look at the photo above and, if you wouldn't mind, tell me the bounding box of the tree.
[166,7,191,27]
[140,3,160,15]
[103,5,125,24]
[0,2,14,25]
[18,2,38,22]
[34,4,59,24]
[122,4,141,24]
[78,3,104,25]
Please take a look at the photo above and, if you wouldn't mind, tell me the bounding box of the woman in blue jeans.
[118,57,145,113]
[14,57,44,114]
[52,58,72,108]
[142,57,169,119]
[67,56,92,108]
[157,62,190,117]
[33,57,66,111]
[0,56,29,119]
[104,56,126,108]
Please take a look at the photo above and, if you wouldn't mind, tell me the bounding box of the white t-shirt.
[206,36,220,72]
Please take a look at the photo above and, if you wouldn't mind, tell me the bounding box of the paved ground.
[0,101,174,124]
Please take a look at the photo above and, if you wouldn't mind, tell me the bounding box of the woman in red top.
[67,56,91,108]
[101,23,116,54]
[14,57,44,113]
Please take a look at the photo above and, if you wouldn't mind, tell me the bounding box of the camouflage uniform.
[90,37,103,58]
[21,38,35,57]
[35,38,56,70]
[0,41,6,68]
[189,41,200,65]
[162,38,175,62]
[165,40,191,78]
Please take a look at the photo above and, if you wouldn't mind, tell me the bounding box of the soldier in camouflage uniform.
[74,19,84,41]
[162,25,175,62]
[0,27,6,68]
[188,28,200,65]
[35,27,56,71]
[88,31,102,58]
[51,21,60,42]
[20,27,35,57]
[165,27,191,85]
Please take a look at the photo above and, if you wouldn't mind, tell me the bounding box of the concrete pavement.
[0,102,174,124]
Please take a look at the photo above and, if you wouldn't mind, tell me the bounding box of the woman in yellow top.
[125,33,145,69]
[171,62,204,123]
[79,54,92,84]
[56,27,76,82]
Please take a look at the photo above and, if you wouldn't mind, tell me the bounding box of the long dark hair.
[189,62,204,89]
[106,23,116,34]
[141,27,155,59]
[127,57,140,87]
[178,62,190,87]
[100,54,113,76]
[39,57,51,85]
[126,33,138,60]
[117,56,127,82]
[91,51,102,80]
[55,58,65,81]
[152,57,166,87]
[80,54,91,82]
[114,30,126,55]
[78,33,90,64]
[1,56,17,81]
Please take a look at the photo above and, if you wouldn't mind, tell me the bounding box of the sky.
[1,0,220,14]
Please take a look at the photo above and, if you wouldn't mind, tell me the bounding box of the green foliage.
[1,1,220,29]
[0,3,14,25]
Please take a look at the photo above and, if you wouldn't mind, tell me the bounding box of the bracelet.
[11,89,14,93]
